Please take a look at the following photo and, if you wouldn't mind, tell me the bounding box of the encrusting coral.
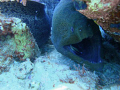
[0,14,40,73]
[74,0,120,42]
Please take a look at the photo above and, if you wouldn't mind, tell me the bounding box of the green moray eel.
[51,0,105,71]
[0,1,51,48]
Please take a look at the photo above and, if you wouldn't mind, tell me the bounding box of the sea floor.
[0,42,120,90]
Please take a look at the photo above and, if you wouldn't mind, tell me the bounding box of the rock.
[11,59,34,79]
[75,0,120,42]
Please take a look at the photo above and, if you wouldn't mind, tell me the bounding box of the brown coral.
[0,14,40,63]
[76,0,120,42]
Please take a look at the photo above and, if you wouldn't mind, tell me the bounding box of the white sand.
[0,44,119,90]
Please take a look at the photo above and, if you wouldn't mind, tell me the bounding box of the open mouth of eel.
[64,37,102,63]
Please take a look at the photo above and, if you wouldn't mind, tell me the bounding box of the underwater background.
[0,0,120,90]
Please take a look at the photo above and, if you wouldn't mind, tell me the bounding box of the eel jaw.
[63,37,102,63]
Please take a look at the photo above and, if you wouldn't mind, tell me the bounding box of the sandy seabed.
[0,43,120,90]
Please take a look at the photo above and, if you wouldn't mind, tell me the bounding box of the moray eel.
[51,0,105,71]
[0,1,51,48]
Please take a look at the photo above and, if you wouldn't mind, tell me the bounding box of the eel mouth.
[64,37,102,63]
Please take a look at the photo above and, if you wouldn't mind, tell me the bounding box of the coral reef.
[51,0,104,71]
[74,0,120,42]
[0,14,40,73]
[11,18,40,61]
[0,1,51,48]
[0,0,51,74]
